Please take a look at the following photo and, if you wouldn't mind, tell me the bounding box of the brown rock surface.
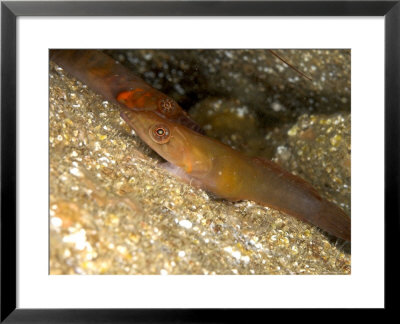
[50,49,350,275]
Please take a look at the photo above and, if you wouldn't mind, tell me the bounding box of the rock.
[49,49,351,275]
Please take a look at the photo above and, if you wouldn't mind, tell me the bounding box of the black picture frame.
[1,0,398,321]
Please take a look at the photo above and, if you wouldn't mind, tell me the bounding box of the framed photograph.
[1,0,397,321]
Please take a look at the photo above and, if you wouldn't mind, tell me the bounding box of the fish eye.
[158,98,177,116]
[149,124,171,144]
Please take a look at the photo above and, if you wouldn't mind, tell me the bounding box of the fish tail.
[314,200,351,241]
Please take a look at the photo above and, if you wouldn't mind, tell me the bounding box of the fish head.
[120,109,210,175]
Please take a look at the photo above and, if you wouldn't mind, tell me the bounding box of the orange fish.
[50,49,203,133]
[121,108,351,241]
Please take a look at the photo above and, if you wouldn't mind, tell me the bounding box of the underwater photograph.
[49,49,351,275]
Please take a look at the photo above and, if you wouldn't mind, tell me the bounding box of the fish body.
[121,108,351,241]
[50,49,203,133]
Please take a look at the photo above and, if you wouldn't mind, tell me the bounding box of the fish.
[120,108,351,241]
[49,49,203,133]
